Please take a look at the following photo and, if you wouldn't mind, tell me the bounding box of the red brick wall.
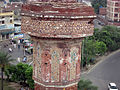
[21,16,94,38]
[27,0,77,3]
[32,38,82,89]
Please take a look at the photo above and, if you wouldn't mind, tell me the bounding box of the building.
[21,1,96,90]
[6,2,22,20]
[99,7,106,16]
[106,0,120,26]
[0,9,14,41]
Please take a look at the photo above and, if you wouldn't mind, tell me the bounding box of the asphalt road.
[83,50,120,90]
[0,40,30,65]
[93,19,103,29]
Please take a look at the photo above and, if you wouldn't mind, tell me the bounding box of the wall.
[32,37,83,89]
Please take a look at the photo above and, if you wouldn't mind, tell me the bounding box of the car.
[98,22,105,26]
[108,83,118,90]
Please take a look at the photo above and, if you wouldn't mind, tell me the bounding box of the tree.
[81,26,120,69]
[11,63,29,83]
[94,26,120,51]
[25,66,34,89]
[4,65,16,81]
[5,63,34,89]
[95,41,107,55]
[0,52,13,90]
[78,79,98,90]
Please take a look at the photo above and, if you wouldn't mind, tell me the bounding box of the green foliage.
[0,52,13,67]
[0,52,14,90]
[15,63,29,82]
[95,41,107,55]
[5,63,34,89]
[81,26,120,67]
[82,38,107,66]
[83,39,96,64]
[25,67,34,89]
[94,26,120,51]
[78,79,98,90]
[91,0,107,13]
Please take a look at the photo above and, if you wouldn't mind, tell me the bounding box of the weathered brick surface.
[32,38,82,85]
[21,1,95,89]
[21,2,96,38]
[22,2,95,16]
[28,0,77,3]
[21,16,94,38]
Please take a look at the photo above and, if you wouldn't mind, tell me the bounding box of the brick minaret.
[21,1,96,90]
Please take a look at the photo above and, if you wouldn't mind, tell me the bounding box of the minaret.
[21,1,96,90]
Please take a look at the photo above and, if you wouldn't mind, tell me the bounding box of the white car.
[108,83,118,90]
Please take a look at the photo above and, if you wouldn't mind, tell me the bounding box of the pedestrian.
[20,87,24,90]
[10,39,12,45]
[13,44,16,48]
[22,56,27,62]
[18,39,20,44]
[18,44,20,50]
[9,48,12,52]
[18,57,20,62]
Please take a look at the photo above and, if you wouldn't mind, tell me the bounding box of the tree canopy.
[0,52,14,90]
[78,79,98,90]
[5,63,34,89]
[81,26,120,67]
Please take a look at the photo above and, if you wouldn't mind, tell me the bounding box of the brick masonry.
[32,38,82,90]
[21,16,94,38]
[21,1,95,90]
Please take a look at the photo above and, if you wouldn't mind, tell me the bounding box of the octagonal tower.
[21,1,96,90]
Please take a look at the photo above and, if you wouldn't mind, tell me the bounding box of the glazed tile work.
[32,39,82,85]
[21,1,95,89]
[21,16,94,38]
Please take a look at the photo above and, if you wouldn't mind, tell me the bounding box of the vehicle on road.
[98,22,105,26]
[108,83,118,90]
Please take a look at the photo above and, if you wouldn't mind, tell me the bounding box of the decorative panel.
[51,47,60,82]
[70,47,79,80]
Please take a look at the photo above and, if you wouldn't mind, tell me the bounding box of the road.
[82,50,120,90]
[0,40,31,65]
[93,19,103,29]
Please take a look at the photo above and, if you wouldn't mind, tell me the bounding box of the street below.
[82,50,120,90]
